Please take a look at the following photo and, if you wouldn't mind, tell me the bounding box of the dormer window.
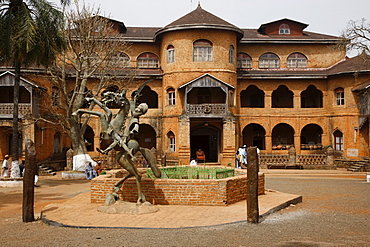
[279,24,290,34]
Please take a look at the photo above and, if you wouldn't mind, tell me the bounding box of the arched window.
[167,88,175,106]
[167,45,175,63]
[193,39,213,62]
[229,45,235,63]
[279,24,290,34]
[53,132,61,154]
[84,125,94,152]
[137,52,159,68]
[52,86,59,106]
[109,52,130,67]
[272,85,293,108]
[287,53,307,68]
[301,85,323,108]
[334,130,343,151]
[237,53,252,69]
[167,131,175,152]
[335,87,345,105]
[259,53,280,69]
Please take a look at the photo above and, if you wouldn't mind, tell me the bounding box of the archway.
[300,124,323,149]
[190,125,220,162]
[242,124,266,150]
[137,124,156,149]
[272,123,294,149]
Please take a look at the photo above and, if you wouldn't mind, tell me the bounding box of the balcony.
[185,103,227,118]
[0,103,31,118]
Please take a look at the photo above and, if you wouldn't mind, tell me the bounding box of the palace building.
[1,4,370,167]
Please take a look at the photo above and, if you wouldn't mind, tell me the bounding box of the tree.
[341,18,370,57]
[42,4,132,170]
[0,0,65,167]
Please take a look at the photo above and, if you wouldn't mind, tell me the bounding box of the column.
[178,115,190,165]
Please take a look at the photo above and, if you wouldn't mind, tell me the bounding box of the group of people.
[235,145,260,168]
[85,161,104,180]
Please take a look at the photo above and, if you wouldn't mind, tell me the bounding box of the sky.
[56,0,369,37]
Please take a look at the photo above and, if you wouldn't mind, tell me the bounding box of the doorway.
[190,125,220,162]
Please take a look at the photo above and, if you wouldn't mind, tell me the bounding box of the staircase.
[346,158,369,172]
[37,164,57,176]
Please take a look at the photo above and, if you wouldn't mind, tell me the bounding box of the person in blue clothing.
[85,162,97,180]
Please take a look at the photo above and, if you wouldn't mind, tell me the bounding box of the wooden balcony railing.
[0,103,31,117]
[185,103,227,117]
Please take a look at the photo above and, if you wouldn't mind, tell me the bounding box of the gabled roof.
[0,71,42,88]
[155,4,244,39]
[179,73,234,90]
[257,18,309,34]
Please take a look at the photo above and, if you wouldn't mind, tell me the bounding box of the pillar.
[178,115,190,165]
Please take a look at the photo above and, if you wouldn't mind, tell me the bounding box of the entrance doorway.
[190,125,220,162]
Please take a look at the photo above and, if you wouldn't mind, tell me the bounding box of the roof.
[179,73,234,89]
[327,55,370,76]
[0,71,42,88]
[155,4,244,39]
[352,79,370,92]
[257,18,308,34]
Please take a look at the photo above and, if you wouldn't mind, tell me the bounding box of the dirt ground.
[0,170,369,247]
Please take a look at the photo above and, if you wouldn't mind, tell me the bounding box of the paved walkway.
[36,168,366,229]
[40,173,302,228]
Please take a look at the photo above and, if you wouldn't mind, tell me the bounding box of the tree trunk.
[12,61,21,162]
[22,139,36,222]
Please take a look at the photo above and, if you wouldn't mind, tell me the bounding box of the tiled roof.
[155,4,244,38]
[327,55,370,76]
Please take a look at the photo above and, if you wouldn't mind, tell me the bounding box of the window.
[167,88,175,105]
[237,53,252,69]
[279,24,290,34]
[193,39,213,62]
[109,52,130,67]
[52,86,59,106]
[167,45,175,63]
[335,87,345,105]
[167,131,175,152]
[287,53,307,68]
[229,45,235,63]
[137,52,159,68]
[259,53,280,69]
[334,130,343,151]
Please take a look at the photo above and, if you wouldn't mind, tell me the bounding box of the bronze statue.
[73,81,161,204]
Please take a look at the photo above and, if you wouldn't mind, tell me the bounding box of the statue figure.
[73,81,161,204]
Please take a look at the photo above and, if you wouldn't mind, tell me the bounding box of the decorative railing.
[297,154,326,165]
[0,103,31,116]
[260,154,289,167]
[185,103,227,117]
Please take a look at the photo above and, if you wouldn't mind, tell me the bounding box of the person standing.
[238,145,247,168]
[1,155,10,177]
[85,162,97,180]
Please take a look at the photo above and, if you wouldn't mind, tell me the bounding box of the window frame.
[287,53,307,68]
[279,24,290,34]
[334,130,344,151]
[229,45,235,64]
[237,53,252,69]
[137,52,159,68]
[259,53,280,69]
[167,88,175,106]
[167,45,175,63]
[193,40,213,62]
[335,87,345,106]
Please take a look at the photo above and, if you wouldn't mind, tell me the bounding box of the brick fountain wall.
[90,168,265,206]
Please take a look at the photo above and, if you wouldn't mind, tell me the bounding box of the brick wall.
[91,169,265,206]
